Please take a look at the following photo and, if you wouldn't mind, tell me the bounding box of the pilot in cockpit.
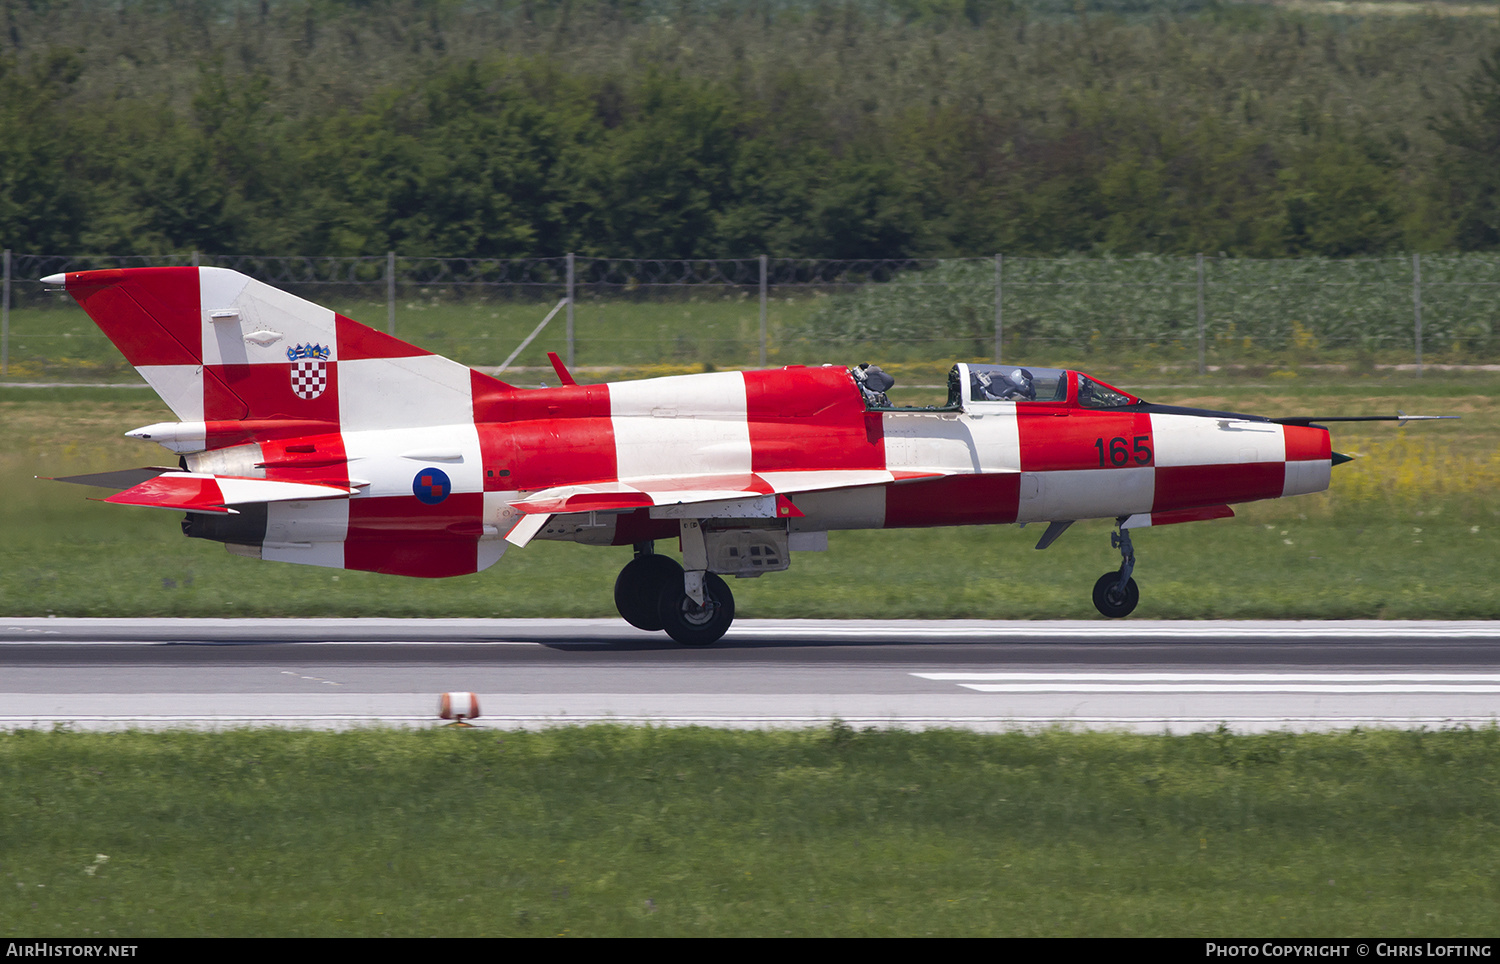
[974,367,1035,401]
[853,363,895,407]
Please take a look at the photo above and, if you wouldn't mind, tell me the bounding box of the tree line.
[1,0,1498,258]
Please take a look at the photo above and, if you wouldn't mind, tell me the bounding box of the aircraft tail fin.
[48,266,516,429]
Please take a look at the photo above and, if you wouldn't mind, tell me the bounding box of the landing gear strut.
[1092,521,1139,618]
[655,571,735,646]
[613,540,737,645]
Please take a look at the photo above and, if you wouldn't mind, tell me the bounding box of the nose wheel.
[1092,522,1139,618]
[1092,571,1139,618]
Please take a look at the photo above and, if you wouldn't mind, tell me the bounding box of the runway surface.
[3,617,1498,732]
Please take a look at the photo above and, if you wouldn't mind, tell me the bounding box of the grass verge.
[2,726,1497,937]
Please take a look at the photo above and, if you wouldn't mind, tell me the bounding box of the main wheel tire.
[614,554,684,631]
[656,573,735,646]
[1092,572,1140,619]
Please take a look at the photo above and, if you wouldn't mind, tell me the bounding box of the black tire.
[656,572,735,646]
[1092,572,1140,619]
[614,554,684,631]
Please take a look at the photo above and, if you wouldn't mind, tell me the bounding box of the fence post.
[386,251,396,336]
[1413,252,1423,378]
[564,250,576,367]
[191,249,199,268]
[1196,253,1206,376]
[759,254,768,368]
[994,253,1003,364]
[1,249,9,376]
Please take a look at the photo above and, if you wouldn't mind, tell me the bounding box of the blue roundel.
[412,467,451,505]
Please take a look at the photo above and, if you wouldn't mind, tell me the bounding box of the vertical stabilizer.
[50,267,515,428]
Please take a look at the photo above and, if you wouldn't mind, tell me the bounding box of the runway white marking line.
[279,670,343,685]
[750,626,1500,639]
[913,672,1500,693]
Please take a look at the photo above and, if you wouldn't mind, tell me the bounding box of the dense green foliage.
[3,726,1499,936]
[1433,43,1500,249]
[1,0,1498,259]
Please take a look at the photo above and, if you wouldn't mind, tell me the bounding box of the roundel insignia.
[413,468,451,505]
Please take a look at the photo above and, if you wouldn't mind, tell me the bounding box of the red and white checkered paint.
[51,267,1334,579]
[102,472,355,513]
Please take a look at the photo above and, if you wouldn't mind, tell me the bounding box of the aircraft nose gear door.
[1092,520,1140,618]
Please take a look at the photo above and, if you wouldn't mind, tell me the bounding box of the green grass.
[6,503,1495,619]
[2,726,1498,937]
[0,295,806,380]
[1,377,1494,619]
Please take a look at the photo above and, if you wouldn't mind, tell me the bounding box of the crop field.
[1,371,1494,620]
[4,255,1499,380]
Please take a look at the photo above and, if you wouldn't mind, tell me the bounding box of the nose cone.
[1332,451,1355,467]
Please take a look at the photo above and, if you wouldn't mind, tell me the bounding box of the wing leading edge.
[501,467,965,546]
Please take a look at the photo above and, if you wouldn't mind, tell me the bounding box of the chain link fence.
[3,252,1497,382]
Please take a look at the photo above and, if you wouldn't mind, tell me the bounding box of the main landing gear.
[614,542,736,645]
[613,546,682,632]
[1092,520,1139,618]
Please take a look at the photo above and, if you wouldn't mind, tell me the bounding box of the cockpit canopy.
[851,362,1142,412]
[949,363,1142,411]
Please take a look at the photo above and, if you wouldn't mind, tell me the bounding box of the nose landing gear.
[1092,521,1139,618]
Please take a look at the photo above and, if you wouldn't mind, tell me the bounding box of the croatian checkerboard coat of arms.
[287,343,331,400]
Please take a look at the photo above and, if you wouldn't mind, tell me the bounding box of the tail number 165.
[1094,435,1153,467]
